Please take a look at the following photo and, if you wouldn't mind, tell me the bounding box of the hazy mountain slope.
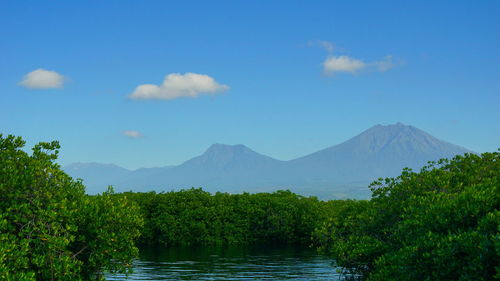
[115,144,287,192]
[63,163,131,194]
[64,123,474,198]
[288,122,473,182]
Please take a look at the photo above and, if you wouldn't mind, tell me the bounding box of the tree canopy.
[2,133,497,280]
[123,188,331,246]
[315,151,499,280]
[0,135,143,280]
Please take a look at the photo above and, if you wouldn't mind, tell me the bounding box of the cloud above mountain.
[307,40,335,52]
[129,72,229,100]
[372,55,396,72]
[323,55,396,75]
[313,40,397,75]
[323,55,366,74]
[122,130,142,138]
[19,69,65,89]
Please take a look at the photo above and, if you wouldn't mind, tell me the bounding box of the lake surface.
[106,245,343,280]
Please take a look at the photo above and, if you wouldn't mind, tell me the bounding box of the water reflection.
[106,245,342,280]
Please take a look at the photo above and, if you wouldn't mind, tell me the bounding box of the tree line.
[314,150,499,280]
[120,188,339,246]
[0,134,497,280]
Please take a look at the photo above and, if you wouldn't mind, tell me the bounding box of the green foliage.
[315,151,500,280]
[5,132,495,280]
[0,135,143,280]
[71,188,143,280]
[124,189,329,246]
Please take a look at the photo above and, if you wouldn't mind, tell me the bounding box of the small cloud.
[129,72,229,100]
[323,55,400,76]
[323,55,366,75]
[309,41,400,76]
[122,130,142,138]
[19,68,65,89]
[372,55,396,72]
[308,40,335,53]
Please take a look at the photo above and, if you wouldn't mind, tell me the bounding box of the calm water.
[106,245,343,280]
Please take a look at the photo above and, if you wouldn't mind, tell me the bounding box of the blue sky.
[1,0,499,169]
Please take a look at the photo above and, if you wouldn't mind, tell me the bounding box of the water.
[106,245,343,280]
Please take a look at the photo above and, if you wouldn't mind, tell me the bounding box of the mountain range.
[64,123,473,199]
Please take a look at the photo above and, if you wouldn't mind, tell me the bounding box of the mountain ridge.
[64,123,474,199]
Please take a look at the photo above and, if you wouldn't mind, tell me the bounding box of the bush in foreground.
[315,151,499,280]
[0,135,143,281]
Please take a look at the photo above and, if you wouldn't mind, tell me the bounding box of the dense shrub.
[315,151,499,280]
[5,133,495,280]
[0,135,143,280]
[124,189,329,246]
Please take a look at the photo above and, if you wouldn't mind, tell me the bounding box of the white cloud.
[123,130,142,138]
[372,55,396,72]
[308,40,334,52]
[129,72,229,100]
[323,55,366,75]
[323,55,398,75]
[19,68,65,89]
[310,40,399,76]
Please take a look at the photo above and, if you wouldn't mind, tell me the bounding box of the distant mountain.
[108,144,287,193]
[64,123,474,199]
[176,143,282,174]
[166,143,285,185]
[64,163,130,194]
[288,122,472,182]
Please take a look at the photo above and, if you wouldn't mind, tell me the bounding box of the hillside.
[64,123,473,198]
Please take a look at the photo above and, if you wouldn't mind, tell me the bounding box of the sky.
[1,0,499,170]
